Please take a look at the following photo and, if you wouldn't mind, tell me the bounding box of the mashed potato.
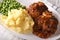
[1,8,34,34]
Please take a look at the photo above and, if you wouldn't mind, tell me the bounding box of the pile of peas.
[0,0,26,16]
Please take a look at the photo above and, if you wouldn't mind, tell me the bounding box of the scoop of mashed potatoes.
[1,8,34,34]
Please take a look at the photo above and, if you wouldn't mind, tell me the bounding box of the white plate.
[0,0,60,40]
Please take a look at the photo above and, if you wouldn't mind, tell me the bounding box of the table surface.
[0,0,60,40]
[47,0,60,13]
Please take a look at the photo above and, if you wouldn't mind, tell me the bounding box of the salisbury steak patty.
[33,11,58,38]
[27,2,48,19]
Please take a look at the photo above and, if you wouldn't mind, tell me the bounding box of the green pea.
[22,6,26,9]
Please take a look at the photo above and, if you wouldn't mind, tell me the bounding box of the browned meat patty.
[27,2,48,19]
[33,11,58,38]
